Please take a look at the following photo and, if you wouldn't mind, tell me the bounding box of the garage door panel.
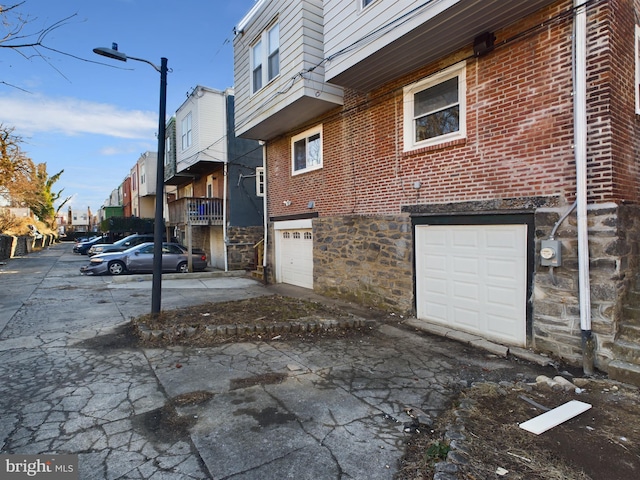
[453,307,480,328]
[452,229,479,248]
[453,281,479,301]
[277,229,313,289]
[425,254,447,274]
[452,256,478,275]
[416,224,527,346]
[486,285,519,307]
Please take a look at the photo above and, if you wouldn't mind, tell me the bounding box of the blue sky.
[0,0,257,216]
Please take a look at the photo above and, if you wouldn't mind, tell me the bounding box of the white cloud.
[0,94,157,139]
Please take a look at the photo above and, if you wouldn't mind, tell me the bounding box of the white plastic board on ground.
[519,400,592,435]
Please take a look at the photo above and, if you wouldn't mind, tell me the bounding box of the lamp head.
[93,46,127,62]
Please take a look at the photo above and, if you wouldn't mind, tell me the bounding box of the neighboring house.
[71,208,91,233]
[164,86,263,271]
[234,0,640,383]
[122,175,132,218]
[136,151,158,218]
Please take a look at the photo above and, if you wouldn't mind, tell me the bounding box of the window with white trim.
[403,62,466,151]
[181,113,192,150]
[165,135,172,165]
[362,0,376,9]
[292,126,322,175]
[256,167,265,196]
[636,25,640,114]
[252,22,280,94]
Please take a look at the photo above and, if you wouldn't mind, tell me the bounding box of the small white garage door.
[276,228,313,289]
[415,224,527,346]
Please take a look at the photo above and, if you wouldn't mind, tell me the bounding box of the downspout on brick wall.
[574,0,594,375]
[223,162,229,272]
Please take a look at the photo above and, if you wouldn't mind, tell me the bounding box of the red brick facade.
[266,0,640,219]
[260,0,640,374]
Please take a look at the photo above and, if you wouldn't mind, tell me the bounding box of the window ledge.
[403,138,466,156]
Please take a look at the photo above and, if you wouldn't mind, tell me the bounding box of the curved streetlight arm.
[93,47,162,73]
[93,44,169,316]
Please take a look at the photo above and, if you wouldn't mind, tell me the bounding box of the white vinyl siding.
[324,0,456,81]
[175,87,228,173]
[233,0,343,138]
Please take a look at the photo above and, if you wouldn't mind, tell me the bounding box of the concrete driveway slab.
[0,243,553,479]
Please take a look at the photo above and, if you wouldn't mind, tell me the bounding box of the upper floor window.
[292,125,322,175]
[165,135,172,163]
[181,113,192,150]
[362,0,376,8]
[252,22,280,94]
[256,166,265,196]
[403,61,466,151]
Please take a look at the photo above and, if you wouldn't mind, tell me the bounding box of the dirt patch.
[132,294,374,347]
[230,372,288,391]
[396,379,640,480]
[124,294,640,478]
[132,390,214,445]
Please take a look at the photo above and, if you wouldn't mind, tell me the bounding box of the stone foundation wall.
[313,215,413,314]
[0,235,14,260]
[532,203,639,370]
[227,226,263,271]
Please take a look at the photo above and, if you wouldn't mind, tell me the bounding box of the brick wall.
[266,0,640,220]
[262,0,640,368]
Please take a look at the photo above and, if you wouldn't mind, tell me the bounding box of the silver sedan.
[80,242,208,275]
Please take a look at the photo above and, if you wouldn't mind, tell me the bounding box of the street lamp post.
[94,44,168,316]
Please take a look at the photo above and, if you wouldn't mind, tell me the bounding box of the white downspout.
[223,162,229,272]
[574,0,594,375]
[261,142,268,272]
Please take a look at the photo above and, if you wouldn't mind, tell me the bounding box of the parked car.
[87,233,156,256]
[73,235,109,255]
[80,242,208,276]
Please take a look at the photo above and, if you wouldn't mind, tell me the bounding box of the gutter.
[261,142,268,272]
[573,0,594,375]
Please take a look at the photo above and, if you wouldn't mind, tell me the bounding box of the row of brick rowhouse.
[234,0,640,383]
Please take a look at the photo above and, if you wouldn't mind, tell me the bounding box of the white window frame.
[256,166,265,197]
[251,21,280,94]
[635,25,640,114]
[362,0,377,9]
[291,125,323,175]
[403,61,466,152]
[181,113,192,150]
[165,135,172,165]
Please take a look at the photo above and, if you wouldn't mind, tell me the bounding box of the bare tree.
[1,1,78,90]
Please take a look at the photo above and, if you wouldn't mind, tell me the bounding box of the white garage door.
[276,228,313,289]
[415,224,527,346]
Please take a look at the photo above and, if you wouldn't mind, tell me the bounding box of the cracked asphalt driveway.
[0,243,548,479]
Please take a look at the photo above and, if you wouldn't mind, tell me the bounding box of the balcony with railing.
[167,197,224,226]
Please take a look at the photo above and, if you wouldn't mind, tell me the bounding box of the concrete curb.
[107,269,250,284]
[404,318,554,367]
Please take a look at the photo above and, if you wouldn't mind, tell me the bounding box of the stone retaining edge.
[135,316,377,342]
